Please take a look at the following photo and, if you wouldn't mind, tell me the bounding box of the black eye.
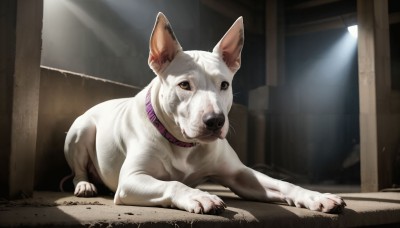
[178,81,191,91]
[221,81,230,91]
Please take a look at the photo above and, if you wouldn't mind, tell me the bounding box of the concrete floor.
[1,184,400,227]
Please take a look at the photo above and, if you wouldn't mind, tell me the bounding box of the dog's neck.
[145,85,197,148]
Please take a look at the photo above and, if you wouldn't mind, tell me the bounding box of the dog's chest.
[161,148,215,186]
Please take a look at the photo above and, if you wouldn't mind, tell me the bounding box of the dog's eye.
[220,81,230,91]
[178,81,191,91]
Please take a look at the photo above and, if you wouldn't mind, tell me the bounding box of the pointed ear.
[213,17,244,73]
[148,12,182,73]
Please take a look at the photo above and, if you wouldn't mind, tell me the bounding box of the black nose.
[203,113,225,131]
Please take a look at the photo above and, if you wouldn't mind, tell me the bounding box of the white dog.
[64,12,346,214]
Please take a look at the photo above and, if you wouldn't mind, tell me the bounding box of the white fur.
[64,12,345,214]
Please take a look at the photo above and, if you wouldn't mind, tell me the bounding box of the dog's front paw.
[74,181,98,197]
[310,193,346,213]
[296,191,346,213]
[173,189,226,214]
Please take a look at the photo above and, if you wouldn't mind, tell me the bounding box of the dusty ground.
[1,185,400,227]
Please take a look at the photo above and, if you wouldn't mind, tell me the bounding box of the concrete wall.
[41,0,265,105]
[35,67,248,190]
[226,104,248,165]
[41,0,200,87]
[35,67,140,190]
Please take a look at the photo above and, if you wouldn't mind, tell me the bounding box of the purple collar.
[145,87,196,148]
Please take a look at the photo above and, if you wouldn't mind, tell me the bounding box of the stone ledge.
[1,185,400,227]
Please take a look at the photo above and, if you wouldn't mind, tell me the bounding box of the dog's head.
[148,12,244,143]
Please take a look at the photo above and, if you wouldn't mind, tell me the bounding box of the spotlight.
[347,25,358,38]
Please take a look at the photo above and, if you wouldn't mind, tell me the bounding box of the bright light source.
[347,25,358,38]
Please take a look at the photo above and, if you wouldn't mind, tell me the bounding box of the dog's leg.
[114,154,226,214]
[214,145,346,213]
[219,164,346,213]
[115,175,226,214]
[64,116,98,197]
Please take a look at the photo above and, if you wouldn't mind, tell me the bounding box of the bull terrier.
[64,12,346,214]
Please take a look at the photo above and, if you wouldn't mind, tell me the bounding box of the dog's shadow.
[215,196,246,219]
[218,208,239,219]
[218,195,350,219]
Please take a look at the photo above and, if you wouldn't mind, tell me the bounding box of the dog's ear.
[213,17,244,74]
[148,12,182,73]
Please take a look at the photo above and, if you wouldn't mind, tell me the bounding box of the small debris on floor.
[62,201,104,206]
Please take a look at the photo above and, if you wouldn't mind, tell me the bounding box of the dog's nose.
[203,113,225,131]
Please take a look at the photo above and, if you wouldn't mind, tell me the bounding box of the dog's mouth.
[182,129,224,143]
[198,132,223,142]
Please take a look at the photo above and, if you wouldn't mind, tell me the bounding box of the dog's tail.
[59,173,74,192]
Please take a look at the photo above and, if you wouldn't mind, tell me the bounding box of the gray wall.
[41,0,265,105]
[41,0,200,87]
